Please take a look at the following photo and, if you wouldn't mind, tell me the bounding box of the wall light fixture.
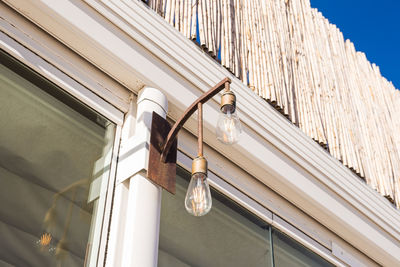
[147,77,241,216]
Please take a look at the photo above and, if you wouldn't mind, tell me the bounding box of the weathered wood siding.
[146,0,400,207]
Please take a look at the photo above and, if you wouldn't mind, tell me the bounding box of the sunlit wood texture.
[147,0,400,207]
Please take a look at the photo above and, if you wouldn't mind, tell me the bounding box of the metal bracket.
[147,112,177,194]
[146,78,230,194]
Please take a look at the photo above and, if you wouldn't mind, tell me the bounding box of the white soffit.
[3,0,400,265]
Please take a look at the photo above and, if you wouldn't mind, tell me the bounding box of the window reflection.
[158,168,272,267]
[272,230,334,267]
[0,52,115,266]
[158,168,334,267]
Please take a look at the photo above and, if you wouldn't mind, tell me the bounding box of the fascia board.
[3,0,400,265]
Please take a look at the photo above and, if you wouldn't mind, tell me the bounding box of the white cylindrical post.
[121,87,168,267]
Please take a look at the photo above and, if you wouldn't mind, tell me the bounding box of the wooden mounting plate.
[147,112,177,194]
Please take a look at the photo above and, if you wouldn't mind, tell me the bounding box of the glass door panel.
[158,168,272,267]
[272,230,334,267]
[0,51,115,266]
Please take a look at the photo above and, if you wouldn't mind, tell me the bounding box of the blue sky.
[310,0,400,89]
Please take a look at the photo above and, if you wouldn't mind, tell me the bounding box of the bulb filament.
[191,183,207,215]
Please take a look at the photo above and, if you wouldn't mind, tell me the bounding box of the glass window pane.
[158,168,272,267]
[0,52,115,266]
[272,230,334,267]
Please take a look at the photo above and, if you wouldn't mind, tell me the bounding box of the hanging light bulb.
[184,156,212,216]
[216,91,242,144]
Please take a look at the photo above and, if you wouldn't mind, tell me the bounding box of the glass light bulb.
[184,172,212,216]
[216,106,242,144]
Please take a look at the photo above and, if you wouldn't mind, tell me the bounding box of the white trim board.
[2,0,400,265]
[0,30,123,125]
[0,2,134,116]
[177,128,378,267]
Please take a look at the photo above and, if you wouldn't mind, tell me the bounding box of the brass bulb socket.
[220,91,236,113]
[192,156,208,176]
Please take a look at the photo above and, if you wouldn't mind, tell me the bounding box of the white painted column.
[107,88,167,267]
[122,88,167,267]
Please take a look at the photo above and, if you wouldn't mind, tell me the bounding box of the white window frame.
[0,20,125,266]
[175,125,380,266]
[176,132,360,267]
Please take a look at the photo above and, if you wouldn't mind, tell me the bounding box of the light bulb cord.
[198,102,203,157]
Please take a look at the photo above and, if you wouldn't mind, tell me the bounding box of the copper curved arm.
[160,77,231,162]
